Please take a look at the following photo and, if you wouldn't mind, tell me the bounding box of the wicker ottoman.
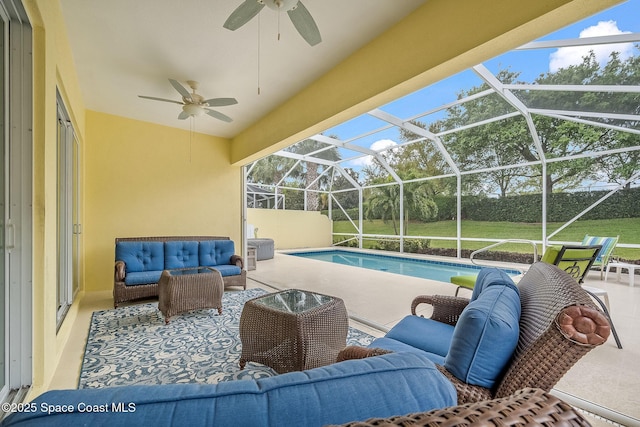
[158,267,224,323]
[239,289,348,373]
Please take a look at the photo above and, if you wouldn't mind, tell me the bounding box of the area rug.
[79,288,375,389]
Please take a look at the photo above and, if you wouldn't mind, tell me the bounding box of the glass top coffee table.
[239,289,348,373]
[158,267,224,324]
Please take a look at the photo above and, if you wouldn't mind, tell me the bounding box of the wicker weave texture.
[113,236,244,307]
[495,263,607,399]
[332,388,592,426]
[157,267,224,323]
[239,290,348,373]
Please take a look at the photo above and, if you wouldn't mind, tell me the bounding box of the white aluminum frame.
[245,32,640,256]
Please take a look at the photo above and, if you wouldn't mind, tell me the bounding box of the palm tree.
[365,181,400,235]
[287,138,341,211]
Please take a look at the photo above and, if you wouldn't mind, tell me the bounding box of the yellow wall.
[247,209,332,249]
[84,111,240,292]
[230,0,623,165]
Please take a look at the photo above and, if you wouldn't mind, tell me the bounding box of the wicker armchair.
[400,263,611,404]
[332,388,592,426]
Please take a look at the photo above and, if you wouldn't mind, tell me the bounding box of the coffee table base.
[239,289,348,373]
[158,267,224,323]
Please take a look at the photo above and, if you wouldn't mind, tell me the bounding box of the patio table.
[239,289,348,373]
[158,267,224,323]
[606,261,638,287]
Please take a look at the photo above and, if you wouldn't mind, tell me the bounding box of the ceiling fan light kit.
[264,0,298,11]
[138,79,237,122]
[182,104,205,117]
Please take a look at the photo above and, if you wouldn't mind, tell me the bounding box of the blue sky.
[321,0,640,171]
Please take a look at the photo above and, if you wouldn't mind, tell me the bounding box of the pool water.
[287,249,520,283]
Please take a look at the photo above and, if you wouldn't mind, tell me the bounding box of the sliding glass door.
[56,92,80,329]
[1,0,32,398]
[0,8,6,402]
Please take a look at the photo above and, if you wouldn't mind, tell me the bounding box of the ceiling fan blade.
[178,111,191,120]
[287,1,321,46]
[223,0,265,31]
[169,79,193,102]
[204,97,238,107]
[138,95,184,105]
[205,108,233,123]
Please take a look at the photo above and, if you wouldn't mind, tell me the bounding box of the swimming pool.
[287,249,521,283]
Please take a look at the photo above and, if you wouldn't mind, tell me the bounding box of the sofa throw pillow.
[444,273,520,389]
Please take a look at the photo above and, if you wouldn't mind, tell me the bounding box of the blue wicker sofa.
[1,352,456,427]
[114,236,246,308]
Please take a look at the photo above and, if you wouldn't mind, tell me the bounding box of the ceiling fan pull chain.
[189,116,194,163]
[278,10,281,41]
[257,13,261,95]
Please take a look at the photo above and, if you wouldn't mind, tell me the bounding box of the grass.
[333,217,640,260]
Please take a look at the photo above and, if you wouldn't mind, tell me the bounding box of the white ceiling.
[60,0,426,138]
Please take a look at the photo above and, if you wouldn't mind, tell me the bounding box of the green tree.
[286,137,341,211]
[328,167,360,210]
[430,51,639,195]
[365,179,400,235]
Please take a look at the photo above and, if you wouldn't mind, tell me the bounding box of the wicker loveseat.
[114,236,246,308]
[364,262,611,404]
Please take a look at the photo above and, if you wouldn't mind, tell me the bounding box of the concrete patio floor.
[47,249,639,426]
[249,250,640,425]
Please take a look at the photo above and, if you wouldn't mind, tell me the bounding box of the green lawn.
[333,217,640,260]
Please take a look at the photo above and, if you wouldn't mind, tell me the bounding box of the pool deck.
[263,248,526,330]
[250,249,640,425]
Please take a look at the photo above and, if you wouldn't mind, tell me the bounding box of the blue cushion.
[165,241,199,269]
[124,270,163,286]
[116,241,164,273]
[368,337,446,365]
[444,272,521,389]
[3,352,456,427]
[470,267,518,301]
[384,315,454,358]
[212,265,242,277]
[198,240,235,267]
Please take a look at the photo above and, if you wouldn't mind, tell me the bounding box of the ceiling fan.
[224,0,321,46]
[138,79,238,122]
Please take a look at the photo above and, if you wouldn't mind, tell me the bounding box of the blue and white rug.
[79,288,374,389]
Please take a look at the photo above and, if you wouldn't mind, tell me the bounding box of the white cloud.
[549,20,633,72]
[347,139,398,168]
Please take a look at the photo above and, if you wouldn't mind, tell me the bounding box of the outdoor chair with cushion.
[350,263,611,404]
[581,234,619,279]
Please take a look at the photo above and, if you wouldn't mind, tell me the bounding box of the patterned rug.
[79,288,374,388]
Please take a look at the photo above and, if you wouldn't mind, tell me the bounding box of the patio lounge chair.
[539,244,601,284]
[582,234,619,279]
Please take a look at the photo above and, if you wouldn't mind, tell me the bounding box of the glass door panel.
[0,12,6,399]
